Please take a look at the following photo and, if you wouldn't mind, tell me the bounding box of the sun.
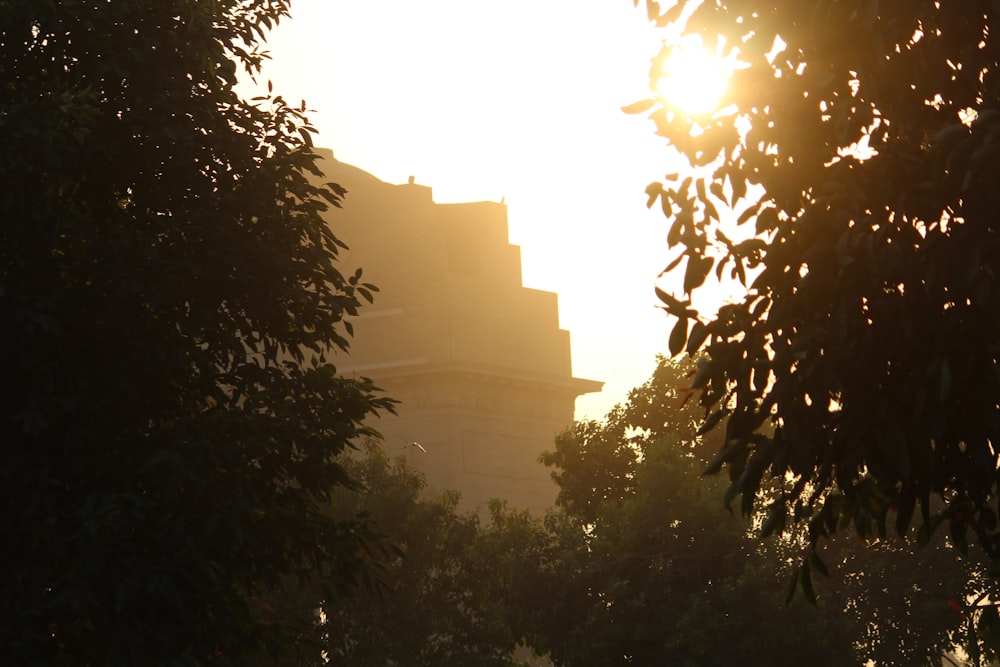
[655,35,731,117]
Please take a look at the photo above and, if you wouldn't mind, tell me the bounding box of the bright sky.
[253,0,692,420]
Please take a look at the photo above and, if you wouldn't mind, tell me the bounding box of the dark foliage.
[536,358,990,666]
[318,444,532,667]
[0,1,392,664]
[632,1,1000,657]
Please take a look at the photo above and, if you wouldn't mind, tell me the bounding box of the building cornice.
[339,358,603,397]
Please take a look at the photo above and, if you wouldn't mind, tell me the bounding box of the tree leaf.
[622,99,657,115]
[686,321,709,354]
[683,255,714,293]
[801,561,817,605]
[669,316,688,356]
[784,568,800,605]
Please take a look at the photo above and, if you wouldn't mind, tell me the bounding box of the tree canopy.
[537,357,990,666]
[247,359,993,665]
[632,0,1000,642]
[314,443,541,666]
[0,1,392,663]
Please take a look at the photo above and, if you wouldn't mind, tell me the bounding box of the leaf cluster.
[534,357,986,665]
[0,1,393,663]
[263,442,537,667]
[632,2,1000,655]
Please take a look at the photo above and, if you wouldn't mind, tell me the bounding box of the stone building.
[319,150,601,512]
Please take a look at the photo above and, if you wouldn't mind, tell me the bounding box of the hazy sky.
[253,0,692,419]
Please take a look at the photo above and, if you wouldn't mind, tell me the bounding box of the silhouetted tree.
[319,444,533,666]
[534,358,988,666]
[0,1,392,663]
[249,442,540,666]
[630,1,1000,658]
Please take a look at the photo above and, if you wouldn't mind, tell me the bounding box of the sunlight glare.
[655,35,731,116]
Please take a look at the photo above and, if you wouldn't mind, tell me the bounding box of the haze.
[250,0,693,419]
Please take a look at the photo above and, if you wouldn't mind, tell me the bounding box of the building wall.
[318,150,601,512]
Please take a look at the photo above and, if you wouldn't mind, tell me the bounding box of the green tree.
[631,1,1000,655]
[535,358,988,666]
[821,529,996,666]
[0,1,392,664]
[302,443,538,666]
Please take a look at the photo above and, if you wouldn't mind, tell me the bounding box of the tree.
[535,358,989,666]
[317,443,535,667]
[543,354,714,523]
[0,2,393,664]
[630,0,1000,654]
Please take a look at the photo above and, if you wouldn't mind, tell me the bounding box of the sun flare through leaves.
[654,35,733,117]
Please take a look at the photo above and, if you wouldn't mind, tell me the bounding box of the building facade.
[319,150,601,512]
